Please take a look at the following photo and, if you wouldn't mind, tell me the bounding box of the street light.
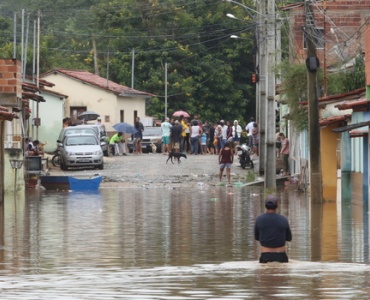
[227,13,238,20]
[10,159,23,199]
[224,0,261,18]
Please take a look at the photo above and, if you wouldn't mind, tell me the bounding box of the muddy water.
[1,185,369,299]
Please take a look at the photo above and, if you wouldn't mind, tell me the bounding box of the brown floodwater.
[0,183,369,299]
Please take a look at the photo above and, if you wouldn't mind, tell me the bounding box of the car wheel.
[157,144,162,153]
[98,162,104,170]
[103,149,109,157]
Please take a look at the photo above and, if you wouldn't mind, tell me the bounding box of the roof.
[0,106,18,121]
[22,82,46,102]
[335,99,370,111]
[300,87,366,107]
[41,69,155,97]
[332,120,370,133]
[319,114,351,127]
[40,88,68,99]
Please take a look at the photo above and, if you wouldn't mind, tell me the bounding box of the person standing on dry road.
[218,141,233,186]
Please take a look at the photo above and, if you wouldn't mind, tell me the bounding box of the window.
[70,106,87,124]
[303,28,324,49]
[120,110,124,122]
[134,110,138,124]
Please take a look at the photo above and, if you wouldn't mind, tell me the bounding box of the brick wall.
[0,59,22,108]
[286,1,370,66]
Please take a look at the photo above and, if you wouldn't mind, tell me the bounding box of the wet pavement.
[45,152,265,188]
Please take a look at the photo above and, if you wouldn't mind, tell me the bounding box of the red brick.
[7,79,17,85]
[7,65,18,72]
[4,86,15,92]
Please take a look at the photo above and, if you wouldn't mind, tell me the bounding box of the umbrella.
[113,122,138,134]
[173,110,190,118]
[77,111,100,121]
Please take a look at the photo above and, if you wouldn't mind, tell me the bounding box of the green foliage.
[279,53,365,132]
[327,52,365,94]
[280,61,309,131]
[0,0,257,124]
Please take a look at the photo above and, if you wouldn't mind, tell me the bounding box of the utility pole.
[131,48,135,89]
[165,62,168,118]
[305,0,323,203]
[264,0,276,188]
[257,0,266,177]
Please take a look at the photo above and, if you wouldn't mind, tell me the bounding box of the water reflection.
[0,185,369,299]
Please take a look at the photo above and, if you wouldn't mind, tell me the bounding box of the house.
[40,69,154,135]
[22,78,68,153]
[280,1,370,201]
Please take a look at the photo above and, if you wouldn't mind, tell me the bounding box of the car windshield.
[65,128,97,136]
[65,136,98,146]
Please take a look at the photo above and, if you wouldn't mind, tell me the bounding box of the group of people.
[161,115,261,156]
[161,114,209,155]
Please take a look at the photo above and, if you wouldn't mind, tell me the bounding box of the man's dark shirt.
[170,124,182,143]
[209,127,215,141]
[254,213,292,248]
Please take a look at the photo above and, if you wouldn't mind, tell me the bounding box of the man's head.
[165,117,170,122]
[97,117,102,121]
[175,120,179,125]
[265,195,278,210]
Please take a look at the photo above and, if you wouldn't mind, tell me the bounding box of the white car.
[127,127,163,153]
[57,124,109,156]
[59,133,104,170]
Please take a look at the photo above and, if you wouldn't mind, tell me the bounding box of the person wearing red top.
[218,141,234,185]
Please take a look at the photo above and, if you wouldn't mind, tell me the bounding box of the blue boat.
[68,175,102,191]
[40,176,70,190]
[40,175,102,191]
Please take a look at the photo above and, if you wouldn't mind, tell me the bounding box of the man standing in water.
[254,195,292,263]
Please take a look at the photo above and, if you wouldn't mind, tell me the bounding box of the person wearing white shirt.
[232,120,242,146]
[245,117,255,135]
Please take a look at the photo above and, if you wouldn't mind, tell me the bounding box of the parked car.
[58,133,104,170]
[127,126,163,153]
[57,124,109,156]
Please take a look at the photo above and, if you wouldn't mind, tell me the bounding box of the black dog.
[166,152,187,164]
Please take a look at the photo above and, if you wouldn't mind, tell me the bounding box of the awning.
[332,120,370,132]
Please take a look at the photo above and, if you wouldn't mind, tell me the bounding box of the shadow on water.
[0,182,369,299]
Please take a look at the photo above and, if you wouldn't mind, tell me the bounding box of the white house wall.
[42,73,146,132]
[28,92,65,153]
[116,96,146,126]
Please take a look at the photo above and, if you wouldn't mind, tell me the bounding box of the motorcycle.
[236,143,254,169]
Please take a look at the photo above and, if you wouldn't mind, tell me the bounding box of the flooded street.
[1,184,370,299]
